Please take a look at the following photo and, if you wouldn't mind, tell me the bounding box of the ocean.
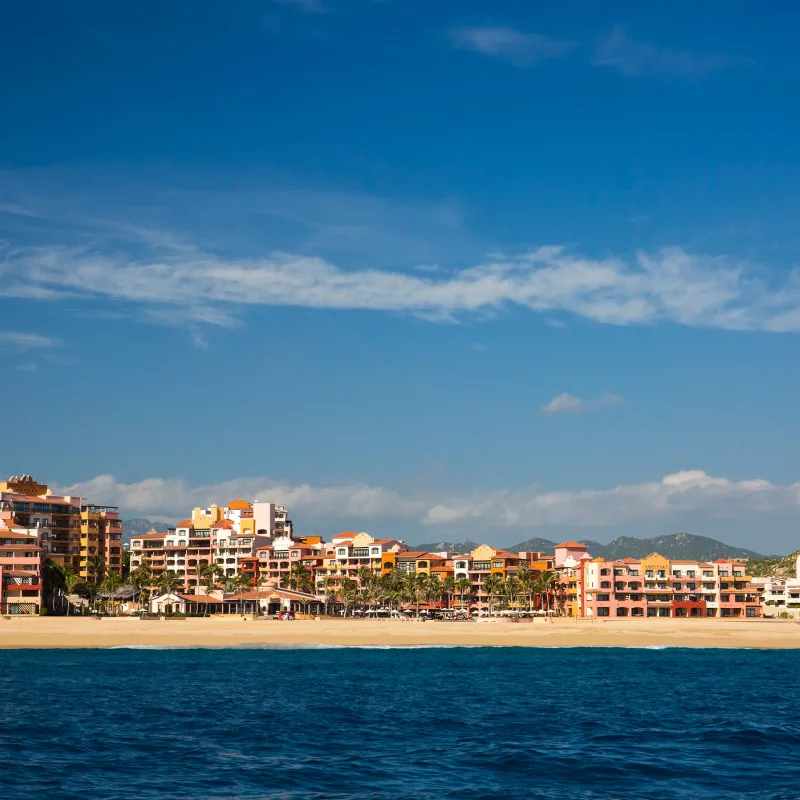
[1,647,798,799]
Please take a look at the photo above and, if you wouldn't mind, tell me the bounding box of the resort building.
[0,474,122,578]
[0,507,43,614]
[555,545,761,618]
[451,545,555,614]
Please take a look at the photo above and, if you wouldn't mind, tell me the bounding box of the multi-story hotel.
[0,506,43,614]
[554,542,761,618]
[0,474,123,581]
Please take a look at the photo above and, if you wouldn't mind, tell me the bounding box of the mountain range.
[121,518,171,543]
[411,533,766,562]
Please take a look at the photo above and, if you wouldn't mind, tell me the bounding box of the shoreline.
[2,617,800,650]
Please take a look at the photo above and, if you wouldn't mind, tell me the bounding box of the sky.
[2,0,800,553]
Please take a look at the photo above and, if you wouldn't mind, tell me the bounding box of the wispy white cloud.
[56,470,800,546]
[452,26,574,67]
[16,362,39,373]
[5,239,800,333]
[541,391,622,414]
[0,331,61,350]
[594,26,734,79]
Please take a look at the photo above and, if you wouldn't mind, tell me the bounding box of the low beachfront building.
[149,586,325,616]
[557,546,761,618]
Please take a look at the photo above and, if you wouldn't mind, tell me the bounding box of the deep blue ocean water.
[1,647,799,800]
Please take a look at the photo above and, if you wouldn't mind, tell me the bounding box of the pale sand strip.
[2,617,800,649]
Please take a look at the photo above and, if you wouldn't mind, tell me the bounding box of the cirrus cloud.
[4,240,800,334]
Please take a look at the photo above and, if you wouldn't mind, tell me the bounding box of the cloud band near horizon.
[55,470,800,539]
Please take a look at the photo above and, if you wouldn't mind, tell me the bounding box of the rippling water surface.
[1,647,799,799]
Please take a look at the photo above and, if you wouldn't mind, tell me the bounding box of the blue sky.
[2,0,800,552]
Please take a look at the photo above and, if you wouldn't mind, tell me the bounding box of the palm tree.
[440,575,456,610]
[156,570,182,609]
[130,565,153,609]
[63,570,84,616]
[482,573,504,615]
[455,577,472,612]
[87,554,106,584]
[516,562,534,613]
[339,577,358,616]
[325,585,338,616]
[405,573,428,618]
[80,581,100,614]
[101,571,123,616]
[538,571,558,615]
[282,562,312,594]
[503,575,522,615]
[42,559,66,613]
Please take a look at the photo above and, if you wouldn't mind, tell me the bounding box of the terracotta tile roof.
[179,595,222,603]
[227,499,252,510]
[132,533,167,540]
[492,549,517,559]
[0,544,42,551]
[176,519,194,528]
[397,551,432,559]
[211,519,234,529]
[555,541,585,548]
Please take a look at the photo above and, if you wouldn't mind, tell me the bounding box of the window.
[672,570,682,578]
[687,570,695,578]
[597,607,610,616]
[628,569,639,576]
[456,562,467,570]
[473,561,490,571]
[645,570,654,578]
[703,570,713,577]
[600,568,610,576]
[132,541,141,548]
[597,594,610,601]
[291,551,299,557]
[673,583,682,590]
[492,560,503,568]
[600,581,610,589]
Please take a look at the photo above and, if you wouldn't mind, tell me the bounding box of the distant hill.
[122,518,171,544]
[410,540,481,555]
[748,550,800,579]
[503,537,563,554]
[414,532,765,562]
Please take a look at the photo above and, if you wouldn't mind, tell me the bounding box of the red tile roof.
[555,541,585,548]
[176,519,194,528]
[227,499,252,510]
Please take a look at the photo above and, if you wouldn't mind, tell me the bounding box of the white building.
[754,554,800,618]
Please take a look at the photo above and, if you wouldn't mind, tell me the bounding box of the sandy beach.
[1,616,800,649]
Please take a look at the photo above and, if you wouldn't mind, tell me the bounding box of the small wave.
[109,643,476,650]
